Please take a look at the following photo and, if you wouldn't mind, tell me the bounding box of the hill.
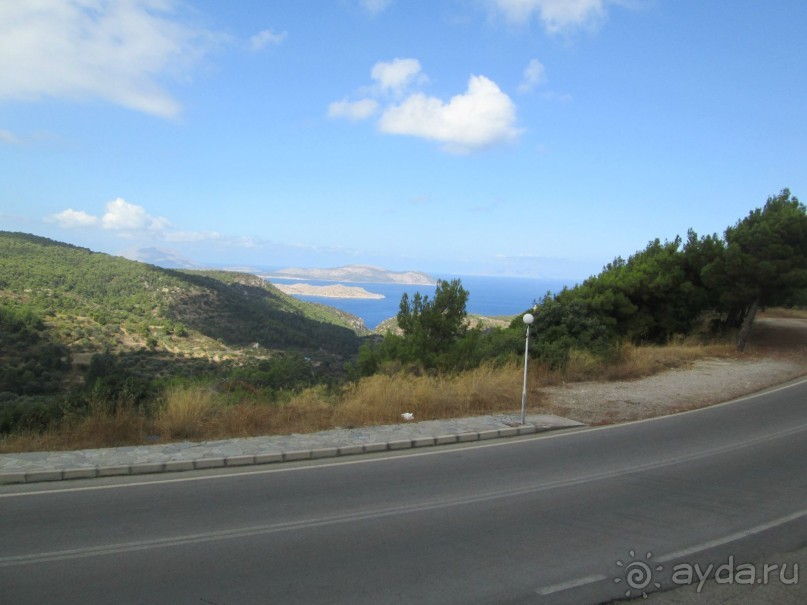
[0,232,364,406]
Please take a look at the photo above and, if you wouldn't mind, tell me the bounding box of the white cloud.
[101,198,170,232]
[371,58,423,94]
[0,129,22,145]
[47,198,237,246]
[518,58,546,93]
[379,75,520,153]
[249,29,287,51]
[328,58,420,122]
[490,0,607,32]
[330,59,520,152]
[328,98,380,121]
[360,0,393,15]
[0,0,217,118]
[47,208,100,228]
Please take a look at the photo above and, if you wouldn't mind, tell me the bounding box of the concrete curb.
[0,422,571,486]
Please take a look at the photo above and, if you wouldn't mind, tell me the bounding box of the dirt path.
[538,316,807,425]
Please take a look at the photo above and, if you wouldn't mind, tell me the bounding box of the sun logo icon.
[614,550,663,598]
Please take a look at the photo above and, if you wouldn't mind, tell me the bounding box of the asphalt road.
[2,378,806,604]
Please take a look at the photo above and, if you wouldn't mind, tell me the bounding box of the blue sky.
[1,0,805,280]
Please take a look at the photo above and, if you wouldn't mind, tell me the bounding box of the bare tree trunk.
[736,298,759,352]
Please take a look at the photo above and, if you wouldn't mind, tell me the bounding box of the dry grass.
[0,403,151,452]
[600,341,737,381]
[0,340,740,453]
[332,363,522,427]
[534,341,736,386]
[155,387,215,440]
[211,402,275,438]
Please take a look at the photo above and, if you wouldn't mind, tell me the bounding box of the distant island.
[272,283,385,299]
[265,264,435,285]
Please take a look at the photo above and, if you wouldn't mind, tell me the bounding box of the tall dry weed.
[213,403,276,438]
[602,342,735,381]
[74,404,151,447]
[331,363,523,427]
[273,386,334,434]
[0,403,151,452]
[156,386,216,440]
[561,349,603,382]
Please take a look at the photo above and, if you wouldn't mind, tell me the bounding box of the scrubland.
[0,339,739,453]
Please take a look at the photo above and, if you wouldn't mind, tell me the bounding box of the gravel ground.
[538,317,807,425]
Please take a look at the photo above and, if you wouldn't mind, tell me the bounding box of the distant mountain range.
[266,265,435,285]
[123,246,199,269]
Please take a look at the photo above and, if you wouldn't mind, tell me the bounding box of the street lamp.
[521,312,534,425]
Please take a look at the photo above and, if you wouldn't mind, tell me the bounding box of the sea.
[267,275,577,329]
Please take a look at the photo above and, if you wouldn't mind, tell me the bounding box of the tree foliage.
[397,278,469,354]
[357,279,473,373]
[703,189,807,347]
[0,301,71,396]
[519,189,806,360]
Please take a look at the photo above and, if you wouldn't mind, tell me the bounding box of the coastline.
[265,275,573,329]
[262,274,433,286]
[262,265,436,286]
[271,282,385,300]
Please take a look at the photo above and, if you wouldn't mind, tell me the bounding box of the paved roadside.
[0,413,583,485]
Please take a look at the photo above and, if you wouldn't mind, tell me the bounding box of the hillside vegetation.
[0,231,364,349]
[0,232,362,432]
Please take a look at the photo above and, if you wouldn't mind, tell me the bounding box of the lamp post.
[521,312,534,425]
